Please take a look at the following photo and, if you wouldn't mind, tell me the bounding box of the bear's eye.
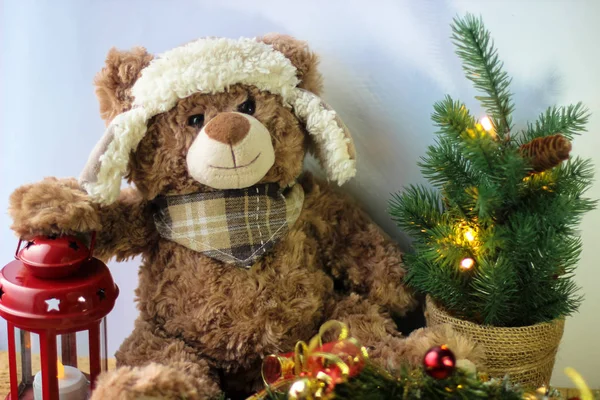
[187,114,205,128]
[237,98,256,115]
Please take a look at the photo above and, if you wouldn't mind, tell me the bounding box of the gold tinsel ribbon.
[247,320,369,400]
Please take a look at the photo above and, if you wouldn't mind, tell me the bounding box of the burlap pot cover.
[425,296,565,388]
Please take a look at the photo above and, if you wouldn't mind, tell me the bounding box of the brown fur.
[92,362,219,400]
[8,35,479,399]
[94,46,154,124]
[9,177,102,236]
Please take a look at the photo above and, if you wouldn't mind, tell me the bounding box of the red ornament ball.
[423,345,456,379]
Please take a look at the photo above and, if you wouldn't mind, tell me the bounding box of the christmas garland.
[242,320,592,400]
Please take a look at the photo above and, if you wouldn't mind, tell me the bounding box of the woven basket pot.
[425,296,565,388]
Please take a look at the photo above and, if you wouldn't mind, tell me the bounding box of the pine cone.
[520,134,572,172]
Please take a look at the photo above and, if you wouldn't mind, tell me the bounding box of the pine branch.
[404,249,473,316]
[553,157,595,196]
[431,96,502,179]
[518,159,597,233]
[452,14,514,137]
[431,96,476,140]
[467,183,501,222]
[419,139,480,215]
[470,256,519,325]
[389,185,443,238]
[519,103,590,144]
[503,214,584,325]
[496,147,529,206]
[477,224,505,256]
[419,138,479,190]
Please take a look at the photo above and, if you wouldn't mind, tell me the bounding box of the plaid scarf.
[153,183,304,268]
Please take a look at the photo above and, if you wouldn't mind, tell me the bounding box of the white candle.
[33,365,88,400]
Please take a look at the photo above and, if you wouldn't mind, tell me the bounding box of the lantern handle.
[14,239,24,260]
[88,232,97,260]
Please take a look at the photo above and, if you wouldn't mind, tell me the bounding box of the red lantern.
[0,234,119,400]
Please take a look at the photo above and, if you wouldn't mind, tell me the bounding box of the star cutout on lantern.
[97,288,106,301]
[45,298,60,312]
[69,241,79,251]
[25,241,35,249]
[0,286,4,300]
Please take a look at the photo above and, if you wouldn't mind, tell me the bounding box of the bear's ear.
[260,34,323,95]
[94,47,153,125]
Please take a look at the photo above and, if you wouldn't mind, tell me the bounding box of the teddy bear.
[8,34,479,399]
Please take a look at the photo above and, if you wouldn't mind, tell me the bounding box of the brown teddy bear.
[8,34,479,399]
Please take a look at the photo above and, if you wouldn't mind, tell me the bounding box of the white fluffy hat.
[81,37,356,204]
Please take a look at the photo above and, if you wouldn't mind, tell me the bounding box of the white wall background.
[1,0,599,388]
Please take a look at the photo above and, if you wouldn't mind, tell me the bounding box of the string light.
[460,258,475,270]
[480,116,493,132]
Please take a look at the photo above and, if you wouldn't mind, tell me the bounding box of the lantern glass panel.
[12,327,34,395]
[73,331,89,374]
[26,331,40,388]
[100,317,108,372]
[56,332,92,376]
[19,329,33,388]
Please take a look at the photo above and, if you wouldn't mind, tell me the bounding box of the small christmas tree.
[389,14,596,327]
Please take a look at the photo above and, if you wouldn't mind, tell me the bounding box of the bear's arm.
[9,177,156,261]
[95,187,158,261]
[301,174,417,317]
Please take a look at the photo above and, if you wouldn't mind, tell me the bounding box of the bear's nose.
[204,112,250,145]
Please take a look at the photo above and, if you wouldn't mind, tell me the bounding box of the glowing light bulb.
[460,258,475,270]
[464,229,475,242]
[288,379,309,399]
[480,116,493,131]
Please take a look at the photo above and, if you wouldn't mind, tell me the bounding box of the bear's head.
[80,34,356,203]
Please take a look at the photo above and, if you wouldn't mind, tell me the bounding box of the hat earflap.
[292,89,356,185]
[80,107,149,204]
